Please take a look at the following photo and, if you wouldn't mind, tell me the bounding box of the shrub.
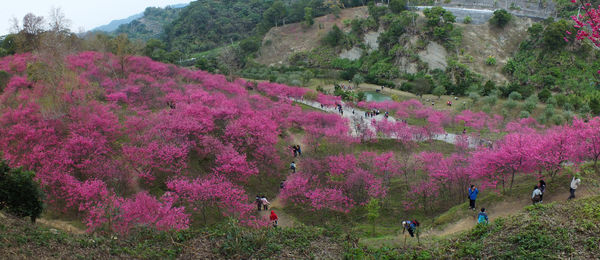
[483,95,498,106]
[508,91,522,100]
[538,89,551,103]
[504,99,518,109]
[322,25,345,47]
[485,56,497,66]
[389,0,407,13]
[463,16,472,24]
[490,9,512,28]
[0,160,44,223]
[519,110,530,118]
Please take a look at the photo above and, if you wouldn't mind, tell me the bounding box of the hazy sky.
[1,0,192,35]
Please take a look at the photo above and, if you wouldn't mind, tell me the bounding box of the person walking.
[538,180,546,202]
[296,145,302,156]
[477,208,489,224]
[290,161,296,173]
[256,195,262,211]
[568,175,581,200]
[531,185,542,205]
[270,210,279,227]
[261,196,270,211]
[401,220,420,244]
[468,185,479,210]
[291,145,297,157]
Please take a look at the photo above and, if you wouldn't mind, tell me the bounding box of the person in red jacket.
[270,210,278,227]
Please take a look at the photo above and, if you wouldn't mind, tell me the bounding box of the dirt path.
[425,185,598,237]
[258,197,296,228]
[0,212,86,235]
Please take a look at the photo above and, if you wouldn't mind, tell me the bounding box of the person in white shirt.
[568,175,581,200]
[531,186,542,204]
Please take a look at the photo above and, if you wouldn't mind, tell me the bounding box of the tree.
[423,6,456,40]
[0,160,44,223]
[490,9,512,28]
[352,73,365,88]
[366,199,380,235]
[543,20,572,49]
[264,1,287,27]
[389,0,407,13]
[570,0,600,48]
[432,85,446,99]
[304,7,314,26]
[322,25,345,46]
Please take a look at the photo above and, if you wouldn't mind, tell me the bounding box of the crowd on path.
[291,97,484,148]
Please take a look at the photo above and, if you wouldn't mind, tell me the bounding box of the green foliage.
[366,199,381,236]
[389,0,408,13]
[304,7,314,26]
[114,6,184,41]
[543,19,573,49]
[0,70,9,92]
[485,56,497,66]
[164,0,271,53]
[519,110,531,118]
[538,88,552,103]
[504,99,518,109]
[423,6,456,41]
[490,9,512,28]
[352,73,365,88]
[432,85,446,98]
[0,160,44,223]
[508,91,522,100]
[463,16,472,24]
[322,25,346,47]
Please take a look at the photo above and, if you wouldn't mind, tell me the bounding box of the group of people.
[364,109,380,118]
[531,180,546,204]
[255,195,270,211]
[291,145,302,157]
[256,195,280,227]
[336,104,344,115]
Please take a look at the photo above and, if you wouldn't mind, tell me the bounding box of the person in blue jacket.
[477,208,489,224]
[468,185,479,211]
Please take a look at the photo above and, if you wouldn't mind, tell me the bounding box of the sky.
[1,0,192,35]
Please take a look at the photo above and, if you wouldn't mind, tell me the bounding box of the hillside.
[113,4,188,41]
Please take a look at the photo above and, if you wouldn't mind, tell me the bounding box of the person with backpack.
[256,195,262,211]
[290,161,296,173]
[477,208,489,224]
[261,196,270,211]
[538,180,546,202]
[270,210,279,227]
[568,175,581,200]
[296,145,302,156]
[532,185,542,204]
[402,220,420,244]
[468,185,479,210]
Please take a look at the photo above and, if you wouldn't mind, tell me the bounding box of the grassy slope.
[3,193,599,259]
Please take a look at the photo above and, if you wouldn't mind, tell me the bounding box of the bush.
[0,160,44,223]
[389,0,407,13]
[490,9,512,28]
[322,25,345,47]
[504,99,518,109]
[508,91,522,100]
[463,16,473,24]
[483,95,498,106]
[538,89,552,103]
[485,56,497,66]
[519,110,531,118]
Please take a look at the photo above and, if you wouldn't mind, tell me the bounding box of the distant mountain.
[92,13,144,33]
[91,3,189,33]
